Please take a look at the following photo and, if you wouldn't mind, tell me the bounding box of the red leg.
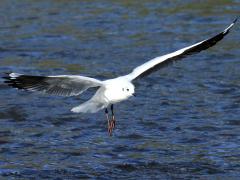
[105,108,112,136]
[110,104,116,129]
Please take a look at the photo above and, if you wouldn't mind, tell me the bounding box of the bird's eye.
[127,88,129,91]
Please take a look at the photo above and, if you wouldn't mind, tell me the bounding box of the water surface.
[0,0,240,179]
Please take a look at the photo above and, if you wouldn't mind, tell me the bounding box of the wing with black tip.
[124,18,238,81]
[3,73,103,96]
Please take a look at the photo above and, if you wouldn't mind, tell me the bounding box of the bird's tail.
[71,99,106,113]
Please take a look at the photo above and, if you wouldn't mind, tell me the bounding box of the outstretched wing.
[4,73,103,96]
[124,18,238,81]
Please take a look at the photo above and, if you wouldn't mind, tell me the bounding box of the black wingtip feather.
[135,18,238,79]
[233,16,239,24]
[3,73,47,90]
[4,77,25,90]
[2,73,13,86]
[2,72,11,79]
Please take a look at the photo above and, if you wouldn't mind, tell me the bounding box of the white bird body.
[103,77,135,103]
[71,77,135,113]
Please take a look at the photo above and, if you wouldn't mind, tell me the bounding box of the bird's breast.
[103,88,128,104]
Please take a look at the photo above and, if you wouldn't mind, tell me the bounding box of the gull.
[4,18,238,135]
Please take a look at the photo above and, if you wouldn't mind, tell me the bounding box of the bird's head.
[103,78,135,102]
[120,82,135,98]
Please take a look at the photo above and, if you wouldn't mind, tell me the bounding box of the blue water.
[0,1,240,179]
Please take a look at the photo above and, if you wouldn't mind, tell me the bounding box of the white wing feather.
[124,18,238,81]
[4,73,103,97]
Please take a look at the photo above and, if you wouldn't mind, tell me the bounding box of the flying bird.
[4,18,238,135]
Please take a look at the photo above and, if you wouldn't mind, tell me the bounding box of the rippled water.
[0,0,240,179]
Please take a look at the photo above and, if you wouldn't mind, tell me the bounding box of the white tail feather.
[71,100,105,113]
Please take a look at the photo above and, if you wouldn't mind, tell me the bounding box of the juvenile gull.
[4,18,238,135]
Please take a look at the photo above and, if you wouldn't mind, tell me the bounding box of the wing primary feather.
[3,73,102,97]
[126,18,238,80]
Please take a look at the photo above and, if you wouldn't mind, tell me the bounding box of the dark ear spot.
[127,88,129,91]
[122,88,124,91]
